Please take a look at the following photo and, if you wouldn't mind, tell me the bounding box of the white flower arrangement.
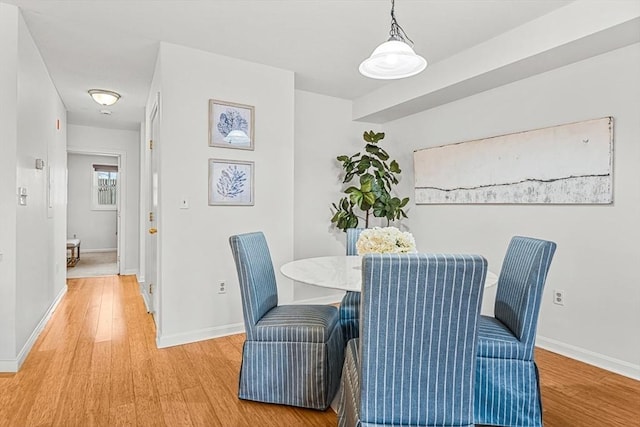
[356,226,417,255]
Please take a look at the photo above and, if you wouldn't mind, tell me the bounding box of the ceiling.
[4,0,573,130]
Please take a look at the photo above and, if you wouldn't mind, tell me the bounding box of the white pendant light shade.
[359,39,427,80]
[88,89,121,106]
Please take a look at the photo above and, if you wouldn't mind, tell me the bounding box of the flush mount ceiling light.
[88,89,121,106]
[359,0,427,80]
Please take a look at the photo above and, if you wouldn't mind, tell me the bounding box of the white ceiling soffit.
[4,0,576,130]
[354,1,640,123]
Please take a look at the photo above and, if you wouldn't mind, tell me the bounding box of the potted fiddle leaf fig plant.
[330,131,409,232]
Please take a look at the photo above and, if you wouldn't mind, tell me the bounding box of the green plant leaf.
[344,186,359,194]
[349,191,363,206]
[376,148,390,161]
[343,172,355,183]
[360,181,372,193]
[363,192,376,206]
[367,131,384,144]
[365,144,379,154]
[347,215,359,229]
[390,160,401,173]
[332,130,409,230]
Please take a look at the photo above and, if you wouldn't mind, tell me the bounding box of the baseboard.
[156,322,245,349]
[136,273,145,284]
[0,286,67,373]
[155,294,344,349]
[537,335,640,380]
[123,269,138,276]
[139,282,151,313]
[82,248,117,253]
[292,294,344,305]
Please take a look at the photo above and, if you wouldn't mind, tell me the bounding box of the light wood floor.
[0,275,638,426]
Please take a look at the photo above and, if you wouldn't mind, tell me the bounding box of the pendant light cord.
[389,0,414,46]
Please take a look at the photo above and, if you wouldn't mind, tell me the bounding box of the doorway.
[144,95,160,327]
[66,149,127,278]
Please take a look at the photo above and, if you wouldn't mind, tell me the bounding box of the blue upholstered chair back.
[360,253,487,426]
[494,236,557,352]
[229,232,278,340]
[346,228,365,255]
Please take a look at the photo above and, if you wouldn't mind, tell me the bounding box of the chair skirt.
[338,339,360,427]
[475,356,543,427]
[239,325,344,410]
[339,339,476,427]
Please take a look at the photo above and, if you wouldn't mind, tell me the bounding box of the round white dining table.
[281,255,498,292]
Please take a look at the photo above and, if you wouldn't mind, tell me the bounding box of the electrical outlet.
[218,280,226,294]
[553,289,565,306]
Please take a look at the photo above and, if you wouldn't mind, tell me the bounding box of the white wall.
[384,43,640,379]
[292,90,380,302]
[67,124,140,275]
[67,153,118,250]
[148,42,295,347]
[0,6,68,370]
[0,3,19,362]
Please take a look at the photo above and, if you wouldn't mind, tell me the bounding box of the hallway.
[66,251,118,279]
[0,276,336,426]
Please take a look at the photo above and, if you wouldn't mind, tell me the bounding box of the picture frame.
[208,159,255,206]
[208,99,255,150]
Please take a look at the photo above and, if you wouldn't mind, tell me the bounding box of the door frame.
[144,92,161,332]
[67,146,127,275]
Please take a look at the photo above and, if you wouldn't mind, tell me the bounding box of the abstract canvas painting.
[413,117,613,204]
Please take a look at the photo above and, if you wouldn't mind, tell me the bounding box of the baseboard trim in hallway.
[0,285,67,373]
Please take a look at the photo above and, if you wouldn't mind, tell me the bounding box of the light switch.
[180,198,189,209]
[18,187,27,206]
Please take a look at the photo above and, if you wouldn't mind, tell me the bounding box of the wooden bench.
[67,239,81,267]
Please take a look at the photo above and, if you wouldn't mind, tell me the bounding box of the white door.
[145,99,160,324]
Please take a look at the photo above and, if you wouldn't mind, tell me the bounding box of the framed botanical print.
[208,99,255,150]
[208,159,254,206]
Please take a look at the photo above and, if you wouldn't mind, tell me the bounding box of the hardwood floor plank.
[94,277,113,343]
[5,349,54,425]
[131,358,165,426]
[1,275,638,426]
[108,402,137,427]
[159,391,194,426]
[163,346,201,392]
[182,385,222,426]
[84,341,112,427]
[109,279,136,412]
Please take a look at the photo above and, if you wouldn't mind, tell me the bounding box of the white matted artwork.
[209,99,254,150]
[208,159,254,206]
[414,117,613,204]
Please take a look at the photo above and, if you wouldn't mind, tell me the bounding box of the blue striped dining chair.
[475,236,557,427]
[338,253,487,427]
[229,232,344,410]
[339,227,365,342]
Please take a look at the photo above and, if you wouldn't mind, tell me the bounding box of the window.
[92,164,118,210]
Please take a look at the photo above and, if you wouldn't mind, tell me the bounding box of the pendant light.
[359,0,427,80]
